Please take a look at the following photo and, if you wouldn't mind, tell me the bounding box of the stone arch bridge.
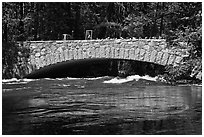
[21,39,188,77]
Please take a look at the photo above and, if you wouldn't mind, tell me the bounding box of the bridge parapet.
[21,39,189,75]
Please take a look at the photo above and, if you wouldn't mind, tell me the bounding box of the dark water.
[2,76,202,135]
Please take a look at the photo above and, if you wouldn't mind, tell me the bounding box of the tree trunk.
[34,3,39,40]
[74,3,81,39]
[18,2,24,41]
[152,3,159,37]
[3,24,8,42]
[160,3,165,36]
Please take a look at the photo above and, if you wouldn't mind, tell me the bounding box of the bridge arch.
[25,58,166,79]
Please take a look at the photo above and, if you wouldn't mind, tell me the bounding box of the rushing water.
[2,75,202,135]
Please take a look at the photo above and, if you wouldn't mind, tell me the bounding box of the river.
[2,75,202,135]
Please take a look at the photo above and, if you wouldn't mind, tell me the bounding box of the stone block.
[68,49,74,60]
[124,49,129,59]
[120,43,126,48]
[125,44,132,48]
[52,54,57,64]
[161,52,170,66]
[132,41,139,48]
[78,49,82,59]
[94,43,100,48]
[56,54,61,63]
[91,47,96,58]
[89,47,94,58]
[86,48,91,58]
[87,47,92,58]
[49,54,54,65]
[44,55,49,66]
[89,47,95,58]
[143,45,150,51]
[150,50,157,62]
[35,52,41,57]
[167,54,176,65]
[114,39,121,44]
[110,47,115,59]
[129,48,135,60]
[30,43,37,49]
[64,49,69,60]
[139,49,146,60]
[40,56,45,68]
[45,54,50,66]
[144,51,150,62]
[127,42,133,45]
[148,41,156,47]
[95,47,100,58]
[48,54,52,65]
[51,45,57,52]
[113,48,117,58]
[174,56,183,65]
[37,56,42,68]
[115,48,120,58]
[98,46,103,58]
[156,46,163,51]
[67,43,73,48]
[134,48,140,60]
[41,48,46,55]
[119,48,125,59]
[105,47,111,58]
[34,48,40,53]
[35,58,40,69]
[83,48,88,59]
[155,52,163,64]
[73,49,78,59]
[81,48,86,59]
[138,41,146,48]
[59,51,65,61]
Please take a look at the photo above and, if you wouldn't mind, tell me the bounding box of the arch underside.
[25,58,165,79]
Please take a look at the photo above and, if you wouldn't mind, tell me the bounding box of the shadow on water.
[25,58,115,79]
[25,58,165,79]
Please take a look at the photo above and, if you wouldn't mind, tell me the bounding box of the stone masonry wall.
[22,39,189,76]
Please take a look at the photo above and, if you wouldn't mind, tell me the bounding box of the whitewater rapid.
[2,78,38,84]
[2,75,162,85]
[103,75,158,84]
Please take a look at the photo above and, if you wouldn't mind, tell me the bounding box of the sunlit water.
[2,75,202,135]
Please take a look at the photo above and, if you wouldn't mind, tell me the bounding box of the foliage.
[2,42,19,67]
[2,2,202,41]
[122,14,149,38]
[2,42,30,78]
[2,2,202,81]
[164,57,202,83]
[163,3,202,83]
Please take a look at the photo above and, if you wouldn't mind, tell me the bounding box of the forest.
[2,2,202,83]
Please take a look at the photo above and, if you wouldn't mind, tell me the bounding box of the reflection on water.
[2,77,202,135]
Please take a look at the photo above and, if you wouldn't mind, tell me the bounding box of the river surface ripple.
[2,76,202,135]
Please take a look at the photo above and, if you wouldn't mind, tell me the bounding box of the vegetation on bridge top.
[2,2,202,84]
